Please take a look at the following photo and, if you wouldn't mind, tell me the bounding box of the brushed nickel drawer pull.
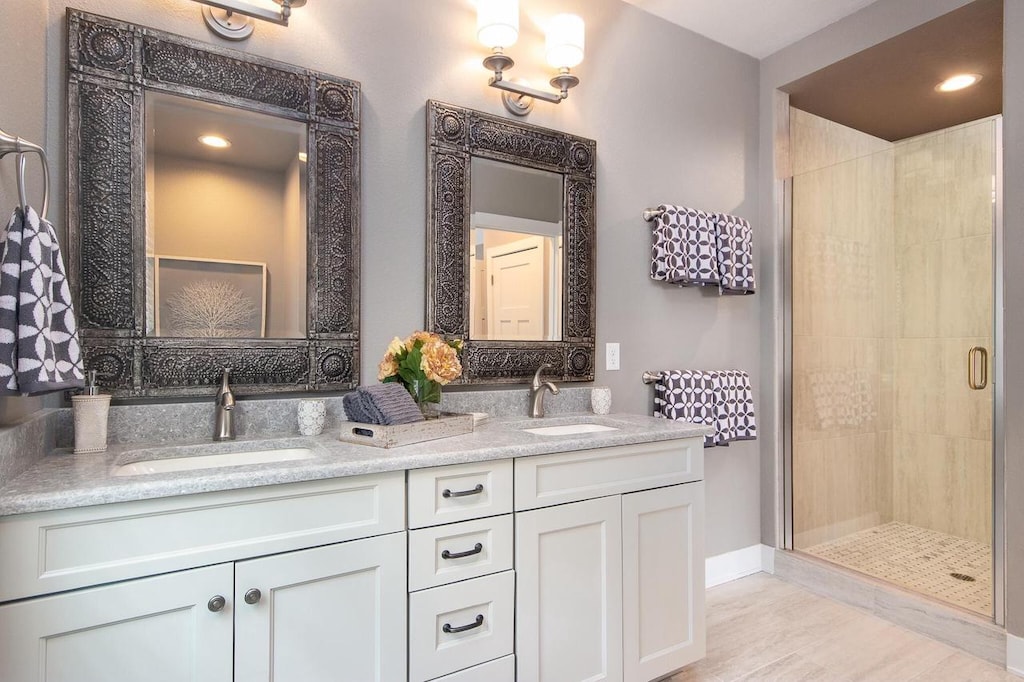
[442,484,484,499]
[442,614,484,634]
[968,346,989,390]
[441,542,484,560]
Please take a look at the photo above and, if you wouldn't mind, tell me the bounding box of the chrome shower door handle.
[968,346,989,390]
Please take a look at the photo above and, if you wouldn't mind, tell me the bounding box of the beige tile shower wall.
[791,109,896,548]
[893,119,995,546]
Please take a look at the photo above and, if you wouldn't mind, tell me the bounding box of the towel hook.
[0,129,50,220]
[16,148,50,220]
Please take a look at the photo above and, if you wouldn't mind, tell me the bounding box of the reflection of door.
[486,235,544,340]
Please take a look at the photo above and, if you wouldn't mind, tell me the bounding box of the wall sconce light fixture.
[194,0,306,41]
[477,0,585,115]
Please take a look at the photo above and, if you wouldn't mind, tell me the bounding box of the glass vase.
[408,377,442,419]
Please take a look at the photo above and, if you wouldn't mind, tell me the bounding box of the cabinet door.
[622,483,706,681]
[234,532,407,682]
[0,563,233,682]
[516,496,623,682]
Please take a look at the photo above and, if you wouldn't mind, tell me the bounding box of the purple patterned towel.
[712,213,756,295]
[650,205,721,286]
[653,369,757,448]
[0,206,85,395]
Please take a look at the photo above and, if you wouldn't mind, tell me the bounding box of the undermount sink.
[114,447,315,477]
[522,423,620,436]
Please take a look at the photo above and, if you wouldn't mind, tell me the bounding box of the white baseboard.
[1008,633,1024,677]
[761,544,776,574]
[706,544,773,588]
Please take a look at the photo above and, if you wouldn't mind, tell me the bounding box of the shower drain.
[950,572,976,582]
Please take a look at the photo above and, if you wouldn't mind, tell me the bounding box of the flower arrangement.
[378,331,463,412]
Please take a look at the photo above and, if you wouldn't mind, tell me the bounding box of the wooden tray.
[338,412,474,448]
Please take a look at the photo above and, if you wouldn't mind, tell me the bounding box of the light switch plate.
[606,343,620,371]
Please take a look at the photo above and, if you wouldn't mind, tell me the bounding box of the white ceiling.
[620,0,883,59]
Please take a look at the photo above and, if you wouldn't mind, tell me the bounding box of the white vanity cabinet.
[0,472,408,682]
[0,563,234,682]
[514,438,706,682]
[0,431,706,682]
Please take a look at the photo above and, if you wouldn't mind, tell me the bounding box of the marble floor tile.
[909,652,1020,682]
[671,573,1011,682]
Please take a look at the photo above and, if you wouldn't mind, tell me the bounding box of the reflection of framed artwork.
[154,256,267,338]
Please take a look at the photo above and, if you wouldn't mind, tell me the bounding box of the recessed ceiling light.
[198,134,231,148]
[298,152,308,162]
[935,73,982,93]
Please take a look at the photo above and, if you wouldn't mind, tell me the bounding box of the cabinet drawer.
[431,654,515,681]
[409,515,513,591]
[514,438,703,511]
[409,571,515,681]
[0,472,405,602]
[408,460,513,529]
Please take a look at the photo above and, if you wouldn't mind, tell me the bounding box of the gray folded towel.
[342,391,372,424]
[361,383,425,425]
[343,383,425,425]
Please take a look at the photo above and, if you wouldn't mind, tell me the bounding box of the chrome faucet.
[214,368,236,441]
[529,363,560,418]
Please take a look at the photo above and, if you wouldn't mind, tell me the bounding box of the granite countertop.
[0,413,712,517]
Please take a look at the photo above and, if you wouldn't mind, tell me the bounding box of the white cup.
[591,386,612,415]
[297,399,327,436]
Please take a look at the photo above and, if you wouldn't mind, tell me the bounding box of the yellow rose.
[419,338,462,384]
[405,330,435,351]
[377,353,398,381]
[387,336,405,357]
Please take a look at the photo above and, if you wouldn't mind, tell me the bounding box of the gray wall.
[759,0,1023,636]
[0,0,51,423]
[2,0,762,557]
[1001,0,1024,640]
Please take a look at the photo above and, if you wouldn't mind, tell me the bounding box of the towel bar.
[642,370,663,385]
[642,208,664,222]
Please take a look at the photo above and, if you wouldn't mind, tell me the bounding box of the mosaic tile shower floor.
[803,522,991,616]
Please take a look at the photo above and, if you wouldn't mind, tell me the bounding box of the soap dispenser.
[71,370,111,454]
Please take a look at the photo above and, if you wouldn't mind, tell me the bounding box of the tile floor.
[803,522,992,615]
[671,573,1016,682]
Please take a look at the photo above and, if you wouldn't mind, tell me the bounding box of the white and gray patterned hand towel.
[653,369,757,447]
[0,206,85,395]
[650,205,721,286]
[713,213,756,295]
[653,370,719,447]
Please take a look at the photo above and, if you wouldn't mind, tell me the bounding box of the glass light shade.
[477,0,519,49]
[546,13,584,68]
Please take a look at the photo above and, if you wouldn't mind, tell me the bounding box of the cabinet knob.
[244,588,262,605]
[207,595,226,612]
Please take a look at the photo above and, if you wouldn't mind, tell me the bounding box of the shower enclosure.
[787,108,1000,618]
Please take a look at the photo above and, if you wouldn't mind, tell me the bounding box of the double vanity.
[0,411,709,682]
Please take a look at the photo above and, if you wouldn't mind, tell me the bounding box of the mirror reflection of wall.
[145,92,307,339]
[469,157,563,341]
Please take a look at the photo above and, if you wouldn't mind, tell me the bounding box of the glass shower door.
[788,109,997,617]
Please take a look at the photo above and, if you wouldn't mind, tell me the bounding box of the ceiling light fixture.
[194,0,306,41]
[478,0,585,116]
[935,73,983,92]
[198,134,232,149]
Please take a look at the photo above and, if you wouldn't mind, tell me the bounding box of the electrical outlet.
[606,342,620,371]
